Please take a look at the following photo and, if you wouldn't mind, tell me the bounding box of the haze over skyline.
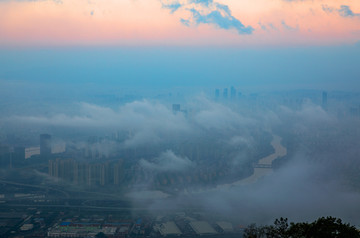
[1,1,360,236]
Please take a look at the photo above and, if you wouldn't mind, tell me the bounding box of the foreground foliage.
[244,216,360,238]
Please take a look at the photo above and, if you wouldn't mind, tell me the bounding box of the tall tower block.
[40,134,51,159]
[322,91,328,111]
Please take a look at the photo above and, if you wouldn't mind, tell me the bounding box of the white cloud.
[139,150,194,171]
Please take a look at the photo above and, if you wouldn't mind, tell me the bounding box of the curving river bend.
[214,134,287,190]
[127,135,287,199]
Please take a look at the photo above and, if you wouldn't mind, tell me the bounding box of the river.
[214,134,287,190]
[126,134,287,198]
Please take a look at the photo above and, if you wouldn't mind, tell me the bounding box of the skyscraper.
[230,86,236,100]
[215,89,220,100]
[172,104,181,114]
[322,91,328,111]
[12,146,25,167]
[0,145,10,168]
[223,88,228,99]
[40,134,51,159]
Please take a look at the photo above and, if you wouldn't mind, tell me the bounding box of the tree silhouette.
[95,232,107,238]
[244,216,360,238]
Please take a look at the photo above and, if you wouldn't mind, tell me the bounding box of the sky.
[0,0,360,92]
[0,0,360,46]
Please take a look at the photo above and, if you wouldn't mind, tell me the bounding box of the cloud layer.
[140,150,194,172]
[161,0,254,34]
[322,4,360,18]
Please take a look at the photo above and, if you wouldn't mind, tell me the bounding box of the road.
[0,179,70,198]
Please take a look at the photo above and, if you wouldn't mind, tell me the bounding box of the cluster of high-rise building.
[40,134,52,159]
[172,103,188,117]
[48,158,124,186]
[0,134,51,169]
[349,105,360,117]
[322,91,328,111]
[215,86,241,100]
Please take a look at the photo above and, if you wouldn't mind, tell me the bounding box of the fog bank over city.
[1,86,360,226]
[1,46,360,237]
[0,48,360,235]
[2,0,360,235]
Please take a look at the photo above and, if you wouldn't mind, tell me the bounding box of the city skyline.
[1,1,360,237]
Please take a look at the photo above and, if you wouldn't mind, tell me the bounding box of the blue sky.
[1,45,360,93]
